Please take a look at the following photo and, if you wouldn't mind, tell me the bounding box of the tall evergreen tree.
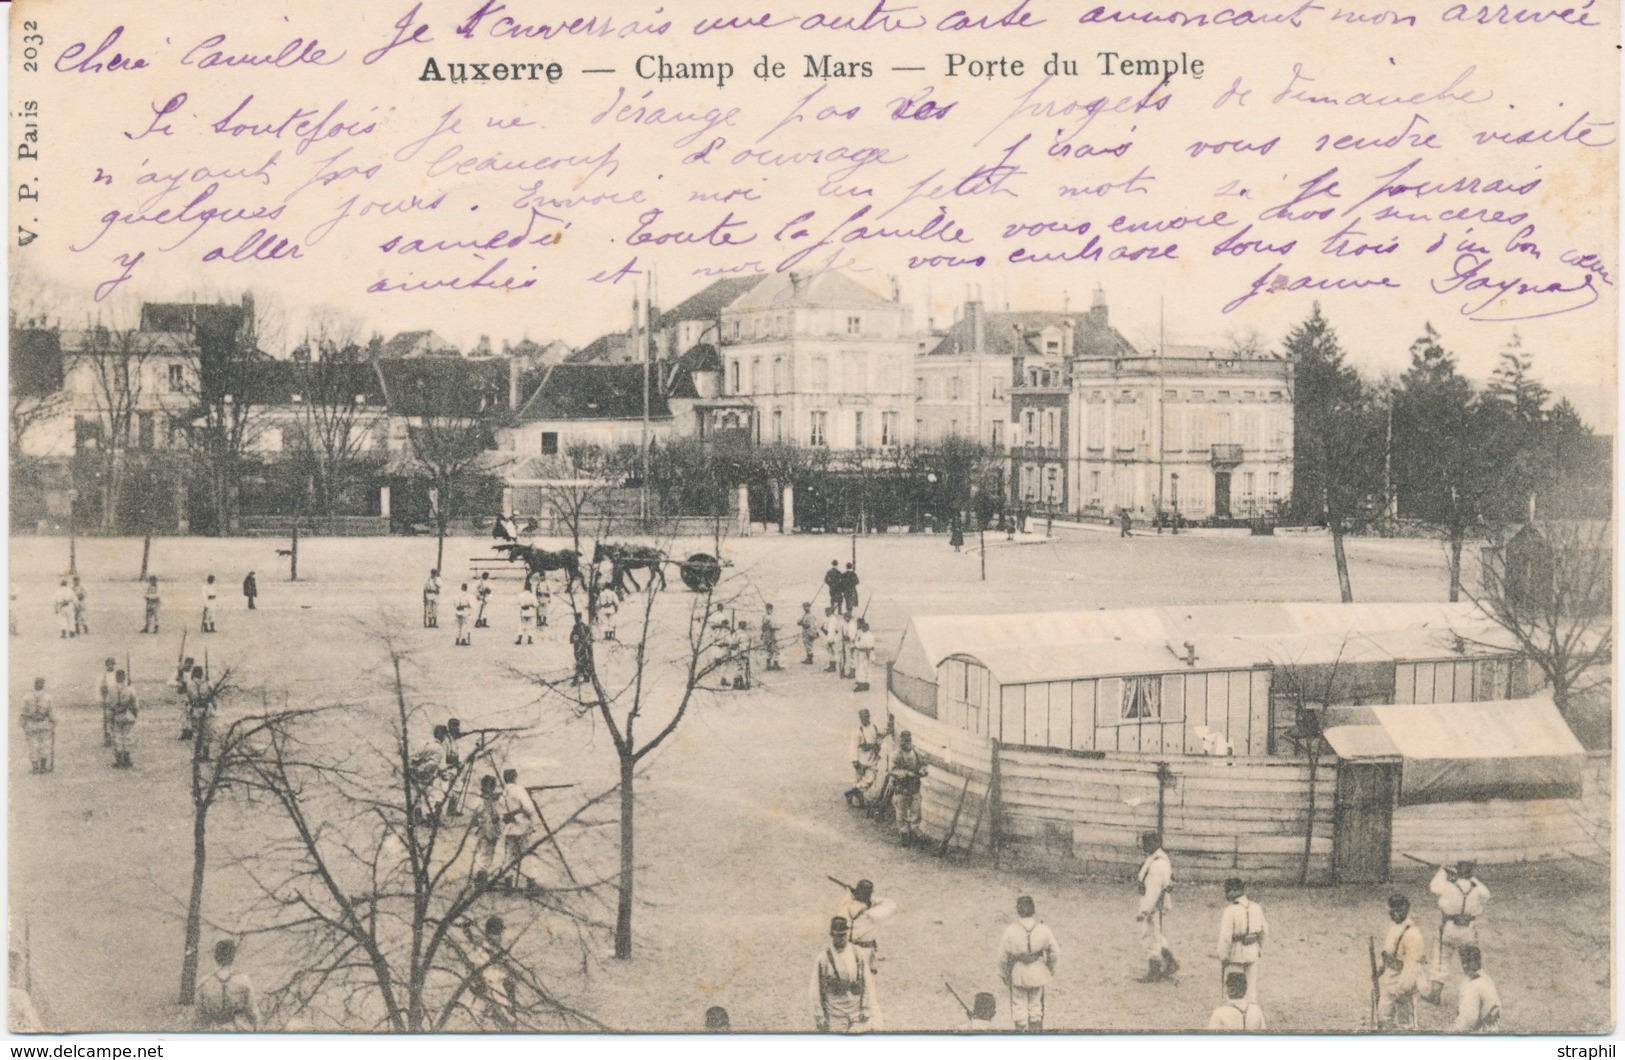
[1284,304,1385,602]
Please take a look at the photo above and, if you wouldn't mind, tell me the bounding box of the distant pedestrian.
[515,584,536,645]
[570,613,593,685]
[1119,508,1133,538]
[54,579,75,639]
[889,731,926,845]
[72,576,89,635]
[823,560,842,614]
[201,575,218,633]
[454,584,474,646]
[242,571,257,610]
[950,519,965,552]
[423,569,442,628]
[196,940,260,1031]
[798,602,819,665]
[533,578,550,631]
[997,896,1059,1032]
[852,619,875,692]
[841,562,860,616]
[142,576,161,634]
[822,607,841,673]
[97,656,118,747]
[20,677,55,774]
[1136,831,1177,982]
[761,603,782,671]
[109,670,138,769]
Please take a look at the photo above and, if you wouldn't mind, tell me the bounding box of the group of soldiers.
[842,710,927,845]
[796,562,876,694]
[807,833,1501,1033]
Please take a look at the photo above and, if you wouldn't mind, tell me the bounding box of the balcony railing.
[1211,444,1244,466]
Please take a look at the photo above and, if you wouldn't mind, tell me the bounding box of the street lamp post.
[1170,473,1180,535]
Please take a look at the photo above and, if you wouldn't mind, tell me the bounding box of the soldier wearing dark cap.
[1136,831,1177,982]
[97,656,118,747]
[812,916,871,1032]
[889,731,926,845]
[109,670,138,769]
[960,992,997,1031]
[997,896,1059,1032]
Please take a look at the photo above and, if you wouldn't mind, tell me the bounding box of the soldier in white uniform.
[1453,946,1502,1033]
[453,584,475,646]
[597,590,619,643]
[1215,877,1267,1002]
[997,896,1059,1032]
[822,607,841,673]
[840,613,859,679]
[196,940,260,1031]
[500,768,539,890]
[846,709,880,807]
[1136,831,1178,982]
[834,879,895,1029]
[852,619,876,692]
[1378,894,1427,1031]
[1426,859,1489,1006]
[109,670,138,769]
[812,917,871,1033]
[96,656,119,747]
[54,580,76,638]
[469,775,504,886]
[515,584,536,645]
[200,575,218,633]
[21,677,55,774]
[1208,971,1266,1031]
[474,572,493,628]
[422,569,441,628]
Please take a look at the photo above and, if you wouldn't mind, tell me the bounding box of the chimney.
[968,300,985,356]
[508,356,521,410]
[1062,320,1076,380]
[1090,284,1108,325]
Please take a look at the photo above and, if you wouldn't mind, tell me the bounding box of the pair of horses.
[494,542,671,593]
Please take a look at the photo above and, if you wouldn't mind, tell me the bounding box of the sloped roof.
[379,330,459,359]
[656,277,764,327]
[517,363,674,422]
[926,308,1139,360]
[892,602,1521,686]
[140,302,250,339]
[677,342,721,373]
[257,359,389,407]
[373,357,508,417]
[729,271,891,310]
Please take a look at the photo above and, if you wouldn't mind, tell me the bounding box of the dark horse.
[496,544,583,588]
[593,543,667,593]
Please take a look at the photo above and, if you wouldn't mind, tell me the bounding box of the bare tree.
[176,666,323,1007]
[526,550,742,959]
[288,336,385,526]
[179,301,266,535]
[74,323,164,534]
[544,443,614,552]
[392,361,511,571]
[8,322,67,456]
[1466,519,1613,744]
[239,623,612,1031]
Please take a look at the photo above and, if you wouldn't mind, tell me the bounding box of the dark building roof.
[257,359,389,407]
[926,306,1139,360]
[676,342,721,374]
[517,363,688,422]
[655,276,764,329]
[9,327,64,398]
[378,330,459,359]
[374,357,509,418]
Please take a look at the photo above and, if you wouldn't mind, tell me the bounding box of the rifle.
[1402,852,1457,878]
[175,631,188,684]
[1368,936,1380,1029]
[126,651,133,686]
[826,874,856,893]
[944,982,972,1019]
[204,648,211,683]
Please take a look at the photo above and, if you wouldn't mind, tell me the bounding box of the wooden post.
[989,738,1003,869]
[939,774,973,857]
[290,526,299,582]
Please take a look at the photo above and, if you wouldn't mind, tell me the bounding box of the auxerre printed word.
[419,58,564,83]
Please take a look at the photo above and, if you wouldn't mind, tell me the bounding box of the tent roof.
[892,602,1521,688]
[1325,695,1585,804]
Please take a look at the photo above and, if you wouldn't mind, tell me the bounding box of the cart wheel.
[679,553,722,592]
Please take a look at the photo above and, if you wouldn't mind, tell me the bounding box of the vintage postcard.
[4,0,1616,1042]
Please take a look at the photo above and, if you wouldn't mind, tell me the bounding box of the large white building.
[720,272,916,450]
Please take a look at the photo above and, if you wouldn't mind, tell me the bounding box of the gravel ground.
[6,530,1612,1034]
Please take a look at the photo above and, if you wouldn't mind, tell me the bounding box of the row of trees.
[1287,306,1605,603]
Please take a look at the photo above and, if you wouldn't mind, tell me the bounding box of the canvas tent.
[1323,694,1585,804]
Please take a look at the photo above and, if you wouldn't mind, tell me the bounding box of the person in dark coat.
[242,571,257,610]
[841,562,860,616]
[823,560,843,614]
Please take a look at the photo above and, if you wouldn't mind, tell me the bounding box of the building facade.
[720,272,915,451]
